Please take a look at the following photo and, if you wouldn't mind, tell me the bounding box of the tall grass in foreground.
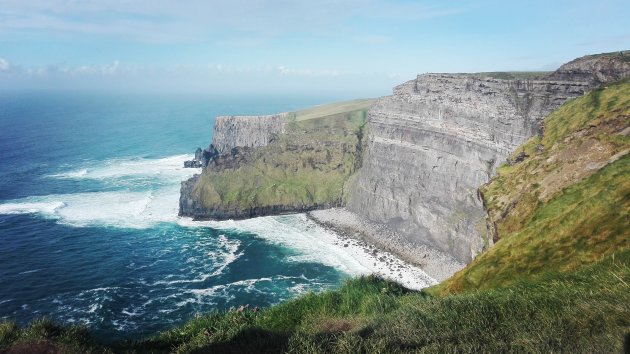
[3,250,628,353]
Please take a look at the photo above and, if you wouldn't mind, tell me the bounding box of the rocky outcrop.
[548,51,630,84]
[212,113,287,154]
[184,145,218,168]
[348,66,622,262]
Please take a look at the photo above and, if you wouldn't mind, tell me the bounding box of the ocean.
[0,91,399,341]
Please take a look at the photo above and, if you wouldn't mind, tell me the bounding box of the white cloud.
[0,58,9,71]
[0,0,463,43]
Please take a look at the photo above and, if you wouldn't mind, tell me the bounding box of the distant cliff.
[179,100,373,219]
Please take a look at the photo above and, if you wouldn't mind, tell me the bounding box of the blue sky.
[0,0,628,95]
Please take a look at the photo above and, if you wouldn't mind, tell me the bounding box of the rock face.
[348,52,630,263]
[212,113,287,154]
[549,51,630,84]
[184,145,218,168]
[348,74,596,262]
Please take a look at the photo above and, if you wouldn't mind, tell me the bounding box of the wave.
[0,154,197,228]
[0,201,66,215]
[0,189,181,229]
[178,215,436,289]
[48,154,199,182]
[1,153,435,288]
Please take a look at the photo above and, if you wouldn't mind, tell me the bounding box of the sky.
[0,0,628,96]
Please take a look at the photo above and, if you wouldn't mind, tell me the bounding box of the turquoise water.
[0,92,366,341]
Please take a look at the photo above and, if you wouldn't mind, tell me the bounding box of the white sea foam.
[48,155,197,182]
[0,189,181,228]
[1,154,198,228]
[178,215,437,290]
[0,201,66,216]
[0,154,436,289]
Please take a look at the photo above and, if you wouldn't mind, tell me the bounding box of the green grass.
[5,253,628,353]
[288,99,374,121]
[0,318,110,353]
[465,71,552,80]
[192,101,370,214]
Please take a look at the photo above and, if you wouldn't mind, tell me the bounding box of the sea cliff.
[179,100,372,219]
[180,52,630,264]
[348,74,592,262]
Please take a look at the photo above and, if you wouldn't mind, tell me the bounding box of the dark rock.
[184,145,219,168]
[507,151,529,165]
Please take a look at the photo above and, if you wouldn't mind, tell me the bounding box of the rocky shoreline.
[306,208,465,282]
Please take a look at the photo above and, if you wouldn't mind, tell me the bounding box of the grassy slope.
[136,253,630,353]
[433,81,630,294]
[192,101,372,213]
[581,50,630,63]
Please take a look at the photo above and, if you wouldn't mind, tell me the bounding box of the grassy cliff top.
[288,99,375,121]
[579,50,630,63]
[464,71,553,80]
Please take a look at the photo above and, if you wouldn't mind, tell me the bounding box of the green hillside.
[190,100,372,216]
[2,255,629,353]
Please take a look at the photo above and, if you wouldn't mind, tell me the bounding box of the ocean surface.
[0,91,380,341]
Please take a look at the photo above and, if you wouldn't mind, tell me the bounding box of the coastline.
[306,208,465,282]
[179,213,438,291]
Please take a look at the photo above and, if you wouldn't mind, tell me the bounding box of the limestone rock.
[549,51,630,84]
[348,74,595,262]
[212,113,287,153]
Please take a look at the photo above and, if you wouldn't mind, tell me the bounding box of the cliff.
[180,53,629,263]
[548,50,630,84]
[433,79,630,294]
[212,113,287,154]
[347,54,629,262]
[179,100,373,219]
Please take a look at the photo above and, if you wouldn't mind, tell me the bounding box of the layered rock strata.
[348,74,594,262]
[212,113,287,153]
[179,52,629,265]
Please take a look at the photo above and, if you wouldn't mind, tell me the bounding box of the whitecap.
[0,201,65,216]
[179,214,437,290]
[17,269,42,275]
[0,188,181,229]
[1,154,198,229]
[48,154,199,182]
